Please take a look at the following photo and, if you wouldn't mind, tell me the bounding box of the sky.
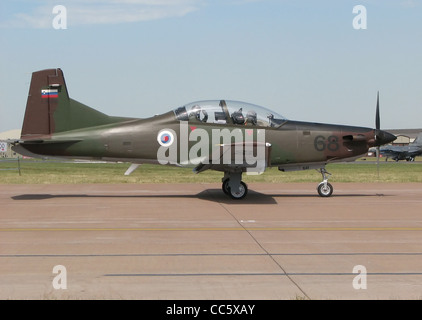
[0,0,421,132]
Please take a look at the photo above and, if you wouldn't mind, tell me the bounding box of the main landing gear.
[222,171,248,200]
[316,167,333,197]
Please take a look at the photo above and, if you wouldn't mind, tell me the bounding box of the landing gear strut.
[316,167,333,197]
[222,171,248,200]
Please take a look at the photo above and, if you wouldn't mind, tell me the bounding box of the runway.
[1,182,422,299]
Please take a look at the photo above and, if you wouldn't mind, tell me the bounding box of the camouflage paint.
[13,68,396,198]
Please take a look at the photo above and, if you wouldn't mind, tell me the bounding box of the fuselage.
[15,109,389,171]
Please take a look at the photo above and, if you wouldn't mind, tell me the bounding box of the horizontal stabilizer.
[124,163,141,176]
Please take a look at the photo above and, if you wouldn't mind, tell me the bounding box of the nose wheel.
[317,167,333,197]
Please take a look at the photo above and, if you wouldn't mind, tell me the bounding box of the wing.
[193,142,272,174]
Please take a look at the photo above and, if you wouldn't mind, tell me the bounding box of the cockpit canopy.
[173,100,287,127]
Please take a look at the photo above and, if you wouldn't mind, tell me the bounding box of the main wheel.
[229,181,248,200]
[317,182,333,197]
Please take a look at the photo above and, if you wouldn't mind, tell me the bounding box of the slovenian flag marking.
[41,89,59,98]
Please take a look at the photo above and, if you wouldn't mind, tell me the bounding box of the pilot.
[231,108,245,125]
[189,105,208,123]
[189,105,202,122]
[245,110,257,125]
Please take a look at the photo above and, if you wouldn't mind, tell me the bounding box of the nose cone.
[376,130,396,146]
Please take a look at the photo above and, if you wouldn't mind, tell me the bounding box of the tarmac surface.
[1,182,422,300]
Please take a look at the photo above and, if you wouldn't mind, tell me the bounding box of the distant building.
[0,129,21,158]
[386,129,422,146]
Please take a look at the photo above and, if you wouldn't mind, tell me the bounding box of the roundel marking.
[157,130,174,147]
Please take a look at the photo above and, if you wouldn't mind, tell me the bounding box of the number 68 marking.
[314,135,339,152]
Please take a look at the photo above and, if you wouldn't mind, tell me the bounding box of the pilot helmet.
[190,105,201,119]
[246,110,257,125]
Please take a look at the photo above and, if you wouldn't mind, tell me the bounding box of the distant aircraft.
[11,69,396,199]
[378,132,422,162]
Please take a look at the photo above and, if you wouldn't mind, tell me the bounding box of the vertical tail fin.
[21,68,67,139]
[21,68,133,140]
[412,132,422,146]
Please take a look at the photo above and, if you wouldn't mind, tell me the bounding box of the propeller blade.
[373,91,396,146]
[375,92,380,178]
[375,91,380,132]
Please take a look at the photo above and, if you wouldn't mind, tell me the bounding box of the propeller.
[375,92,380,177]
[373,92,396,177]
[373,92,396,147]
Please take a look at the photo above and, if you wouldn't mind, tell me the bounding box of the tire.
[229,181,248,200]
[222,179,230,195]
[317,182,333,197]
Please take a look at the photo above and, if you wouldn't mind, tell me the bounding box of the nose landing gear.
[317,167,333,197]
